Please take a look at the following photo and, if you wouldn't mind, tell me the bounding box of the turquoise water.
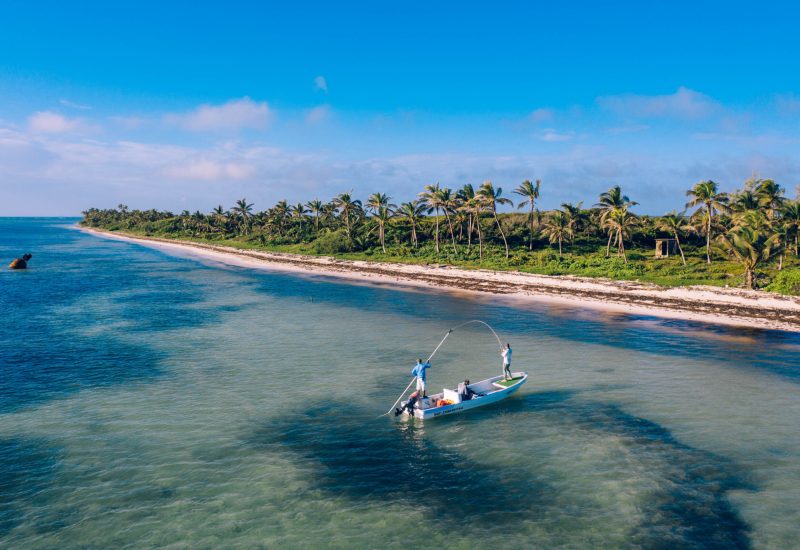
[2,218,800,548]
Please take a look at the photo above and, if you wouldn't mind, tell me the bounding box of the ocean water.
[1,218,799,549]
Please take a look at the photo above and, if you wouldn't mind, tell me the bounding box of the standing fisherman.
[411,358,431,397]
[501,343,512,380]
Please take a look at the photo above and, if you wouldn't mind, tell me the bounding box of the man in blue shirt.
[411,358,431,396]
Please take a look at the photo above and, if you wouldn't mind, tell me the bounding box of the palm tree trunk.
[380,223,386,253]
[443,210,457,254]
[618,230,627,264]
[475,213,483,260]
[674,232,687,266]
[433,207,440,253]
[746,268,754,289]
[558,237,562,258]
[706,205,712,264]
[493,211,509,259]
[529,201,534,251]
[606,232,613,257]
[411,221,417,248]
[795,233,798,257]
[467,213,473,249]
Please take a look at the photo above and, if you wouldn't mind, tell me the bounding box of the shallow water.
[1,218,799,548]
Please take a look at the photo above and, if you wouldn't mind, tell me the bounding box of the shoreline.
[80,227,800,333]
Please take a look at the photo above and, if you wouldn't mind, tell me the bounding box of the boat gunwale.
[407,371,528,419]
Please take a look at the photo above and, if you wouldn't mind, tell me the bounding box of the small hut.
[654,239,678,258]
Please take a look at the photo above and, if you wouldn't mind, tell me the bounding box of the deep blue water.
[1,218,799,548]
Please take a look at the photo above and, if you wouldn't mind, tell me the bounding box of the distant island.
[82,178,799,296]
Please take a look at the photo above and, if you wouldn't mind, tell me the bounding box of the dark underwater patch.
[245,402,554,526]
[0,437,61,537]
[0,222,222,412]
[246,391,752,547]
[500,392,754,549]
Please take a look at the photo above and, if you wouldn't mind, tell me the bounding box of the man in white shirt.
[501,343,512,380]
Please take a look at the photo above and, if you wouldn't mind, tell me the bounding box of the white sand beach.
[82,228,800,333]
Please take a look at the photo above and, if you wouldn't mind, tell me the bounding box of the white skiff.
[398,372,528,420]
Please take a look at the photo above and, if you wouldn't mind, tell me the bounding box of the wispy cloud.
[59,98,92,110]
[305,105,331,124]
[314,75,328,93]
[597,87,720,120]
[109,115,146,129]
[164,97,271,132]
[163,160,254,180]
[539,129,573,142]
[605,124,650,135]
[27,111,88,133]
[529,108,554,123]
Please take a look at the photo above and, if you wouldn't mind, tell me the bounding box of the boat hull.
[406,372,528,420]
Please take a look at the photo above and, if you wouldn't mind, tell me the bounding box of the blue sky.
[1,1,799,215]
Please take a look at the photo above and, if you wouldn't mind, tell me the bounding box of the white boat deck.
[399,372,528,420]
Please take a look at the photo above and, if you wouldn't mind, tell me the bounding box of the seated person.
[458,379,477,401]
[395,390,421,416]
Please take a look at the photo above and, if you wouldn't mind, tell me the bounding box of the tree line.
[82,177,800,290]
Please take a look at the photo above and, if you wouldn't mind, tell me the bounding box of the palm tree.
[211,205,228,233]
[373,206,394,253]
[754,179,786,221]
[231,198,254,235]
[419,183,444,253]
[595,186,637,257]
[478,181,512,259]
[367,192,391,212]
[716,211,780,289]
[457,184,476,248]
[271,200,290,236]
[560,202,585,240]
[290,203,308,232]
[730,190,760,212]
[656,210,691,266]
[367,192,395,253]
[398,201,425,248]
[782,201,800,256]
[332,192,362,241]
[306,199,324,234]
[601,206,638,263]
[541,210,573,258]
[466,195,485,260]
[437,187,459,254]
[514,179,541,250]
[686,180,729,264]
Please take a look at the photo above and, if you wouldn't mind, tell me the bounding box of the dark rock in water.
[9,253,32,270]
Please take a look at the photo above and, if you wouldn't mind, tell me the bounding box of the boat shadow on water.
[245,389,754,548]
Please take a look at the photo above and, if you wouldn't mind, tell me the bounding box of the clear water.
[1,218,799,549]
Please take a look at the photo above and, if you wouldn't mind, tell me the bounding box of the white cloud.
[314,75,328,93]
[164,97,271,131]
[597,87,720,119]
[27,111,84,133]
[163,160,254,181]
[59,98,92,110]
[110,116,146,129]
[529,108,554,123]
[539,129,572,142]
[305,105,331,124]
[605,124,650,135]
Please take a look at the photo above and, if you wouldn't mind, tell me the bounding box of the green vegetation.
[494,377,524,388]
[81,177,800,293]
